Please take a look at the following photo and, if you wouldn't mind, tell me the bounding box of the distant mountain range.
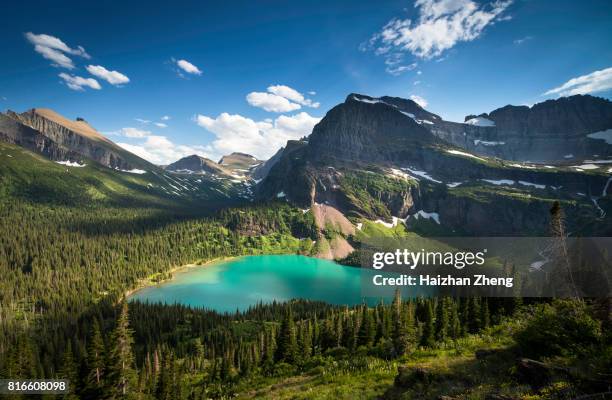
[1,93,611,242]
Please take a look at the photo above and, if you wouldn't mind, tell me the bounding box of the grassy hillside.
[0,141,249,210]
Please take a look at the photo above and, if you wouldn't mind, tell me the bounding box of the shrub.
[515,300,601,359]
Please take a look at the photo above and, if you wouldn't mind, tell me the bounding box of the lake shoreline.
[124,256,239,299]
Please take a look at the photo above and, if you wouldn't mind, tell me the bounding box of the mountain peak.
[166,154,229,175]
[345,93,442,121]
[28,108,109,142]
[218,152,261,169]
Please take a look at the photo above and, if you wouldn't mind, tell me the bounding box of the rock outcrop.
[257,93,612,235]
[218,152,261,170]
[166,154,230,176]
[432,95,612,162]
[0,108,152,170]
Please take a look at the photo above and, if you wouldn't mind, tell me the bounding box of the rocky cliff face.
[252,146,285,180]
[257,93,612,235]
[166,154,230,175]
[0,113,82,162]
[431,95,612,162]
[0,108,152,170]
[306,94,439,164]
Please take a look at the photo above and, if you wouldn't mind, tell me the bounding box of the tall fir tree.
[275,307,297,363]
[420,301,435,347]
[107,301,137,399]
[59,342,79,400]
[468,297,482,334]
[435,297,449,342]
[85,319,106,397]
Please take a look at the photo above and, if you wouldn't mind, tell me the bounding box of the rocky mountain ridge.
[434,94,612,162]
[165,154,232,176]
[255,93,612,236]
[0,108,153,170]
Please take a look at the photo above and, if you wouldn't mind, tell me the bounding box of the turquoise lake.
[129,255,416,312]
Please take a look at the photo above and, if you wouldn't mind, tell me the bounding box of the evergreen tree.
[481,299,490,329]
[357,306,375,347]
[85,319,106,397]
[275,307,297,363]
[435,297,449,342]
[420,301,435,347]
[155,349,174,400]
[59,342,79,400]
[468,297,482,334]
[449,300,462,339]
[107,301,137,398]
[391,290,408,356]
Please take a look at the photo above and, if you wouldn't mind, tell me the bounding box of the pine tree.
[435,297,449,342]
[357,306,375,347]
[449,300,462,339]
[420,301,435,347]
[275,307,297,363]
[468,297,482,334]
[299,321,313,360]
[59,342,79,400]
[155,349,174,400]
[480,298,490,329]
[391,290,408,356]
[85,319,106,397]
[107,301,137,399]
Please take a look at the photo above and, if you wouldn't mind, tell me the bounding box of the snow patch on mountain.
[56,160,86,167]
[411,210,440,224]
[400,167,442,183]
[445,149,485,161]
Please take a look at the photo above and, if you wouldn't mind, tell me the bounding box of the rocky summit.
[255,93,612,236]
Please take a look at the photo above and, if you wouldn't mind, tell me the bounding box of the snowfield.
[56,160,86,167]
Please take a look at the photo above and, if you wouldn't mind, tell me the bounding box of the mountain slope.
[0,141,250,210]
[257,93,612,235]
[430,95,612,162]
[166,154,232,176]
[2,108,153,170]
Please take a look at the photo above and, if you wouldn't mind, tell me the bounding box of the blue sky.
[1,0,611,163]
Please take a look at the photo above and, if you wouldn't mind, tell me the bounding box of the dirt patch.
[311,203,355,235]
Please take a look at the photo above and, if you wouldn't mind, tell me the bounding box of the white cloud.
[544,67,612,97]
[267,85,320,108]
[367,0,512,62]
[33,45,75,69]
[414,80,421,85]
[387,62,418,76]
[25,32,90,69]
[247,85,319,112]
[135,118,151,124]
[58,73,101,91]
[410,95,428,108]
[246,92,302,113]
[161,115,171,121]
[154,122,168,128]
[513,35,532,45]
[86,65,130,86]
[121,127,151,138]
[195,111,321,159]
[176,59,202,75]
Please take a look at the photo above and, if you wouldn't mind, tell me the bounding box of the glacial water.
[129,254,412,312]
